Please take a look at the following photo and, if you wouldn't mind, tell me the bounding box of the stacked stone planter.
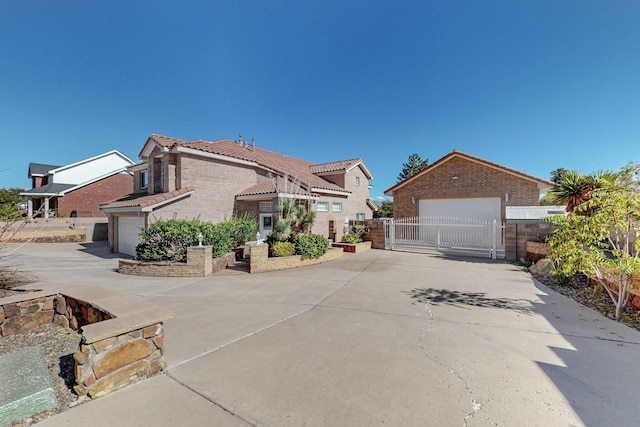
[0,284,174,400]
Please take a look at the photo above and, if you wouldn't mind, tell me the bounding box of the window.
[355,176,360,186]
[260,202,273,212]
[317,202,329,212]
[332,202,342,212]
[356,213,365,221]
[140,171,148,189]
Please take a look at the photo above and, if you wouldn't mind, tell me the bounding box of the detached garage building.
[384,150,553,223]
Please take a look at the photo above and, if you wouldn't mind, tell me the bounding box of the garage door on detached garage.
[419,197,500,222]
[117,216,145,257]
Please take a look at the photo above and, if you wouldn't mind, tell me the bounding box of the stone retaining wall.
[0,285,173,400]
[248,243,343,273]
[119,246,235,277]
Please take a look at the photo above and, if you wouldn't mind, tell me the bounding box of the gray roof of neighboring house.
[22,183,75,195]
[28,163,60,177]
[505,206,567,220]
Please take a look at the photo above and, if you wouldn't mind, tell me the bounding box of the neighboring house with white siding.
[22,151,135,219]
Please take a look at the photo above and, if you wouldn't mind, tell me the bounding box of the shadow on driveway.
[404,287,534,314]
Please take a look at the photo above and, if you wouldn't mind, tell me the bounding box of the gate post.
[491,220,497,260]
[386,219,395,250]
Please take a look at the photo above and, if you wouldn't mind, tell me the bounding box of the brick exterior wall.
[58,173,133,217]
[152,154,267,223]
[393,157,541,220]
[314,166,373,241]
[505,221,555,261]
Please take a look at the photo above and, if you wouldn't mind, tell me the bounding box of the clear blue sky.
[2,1,639,201]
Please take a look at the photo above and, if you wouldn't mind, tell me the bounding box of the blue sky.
[1,1,639,200]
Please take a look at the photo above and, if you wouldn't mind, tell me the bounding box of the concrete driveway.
[10,242,640,426]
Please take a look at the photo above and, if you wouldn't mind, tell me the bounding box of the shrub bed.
[135,216,256,262]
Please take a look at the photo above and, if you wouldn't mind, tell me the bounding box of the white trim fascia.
[140,190,194,212]
[127,162,148,173]
[311,187,351,196]
[236,192,320,201]
[279,192,319,200]
[235,192,278,201]
[346,162,374,179]
[100,206,143,214]
[20,192,61,197]
[140,139,169,159]
[49,150,135,175]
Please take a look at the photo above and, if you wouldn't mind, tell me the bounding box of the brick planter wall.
[248,243,343,273]
[119,247,235,277]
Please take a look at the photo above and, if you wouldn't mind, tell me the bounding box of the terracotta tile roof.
[100,187,195,210]
[309,159,362,174]
[148,134,353,194]
[237,181,277,197]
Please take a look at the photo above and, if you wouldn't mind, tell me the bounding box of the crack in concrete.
[166,372,258,426]
[418,302,482,427]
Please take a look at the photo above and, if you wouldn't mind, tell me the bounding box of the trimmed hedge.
[135,216,256,262]
[294,234,329,260]
[272,241,296,257]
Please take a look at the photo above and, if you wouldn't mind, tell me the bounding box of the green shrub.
[295,233,329,260]
[341,233,359,244]
[135,216,257,262]
[136,219,200,262]
[272,241,296,257]
[227,213,258,247]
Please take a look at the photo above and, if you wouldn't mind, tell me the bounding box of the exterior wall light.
[411,196,415,204]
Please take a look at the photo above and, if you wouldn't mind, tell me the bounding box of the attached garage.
[117,216,145,257]
[419,197,501,222]
[101,187,196,256]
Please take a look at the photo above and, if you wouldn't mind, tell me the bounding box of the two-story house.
[101,134,376,256]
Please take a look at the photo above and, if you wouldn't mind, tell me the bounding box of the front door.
[259,214,273,239]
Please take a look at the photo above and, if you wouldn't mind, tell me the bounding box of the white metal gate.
[384,216,505,259]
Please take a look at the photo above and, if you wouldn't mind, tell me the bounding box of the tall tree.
[549,167,569,184]
[373,200,394,218]
[397,154,428,182]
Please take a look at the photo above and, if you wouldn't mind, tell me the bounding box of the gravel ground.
[0,288,87,426]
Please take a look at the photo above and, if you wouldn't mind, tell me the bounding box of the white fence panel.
[384,216,505,259]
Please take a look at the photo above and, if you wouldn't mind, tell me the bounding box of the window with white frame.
[317,202,329,212]
[356,213,365,221]
[259,201,273,212]
[332,202,342,212]
[355,176,360,186]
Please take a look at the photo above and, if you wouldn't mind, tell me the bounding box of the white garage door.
[117,216,145,257]
[419,198,500,222]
